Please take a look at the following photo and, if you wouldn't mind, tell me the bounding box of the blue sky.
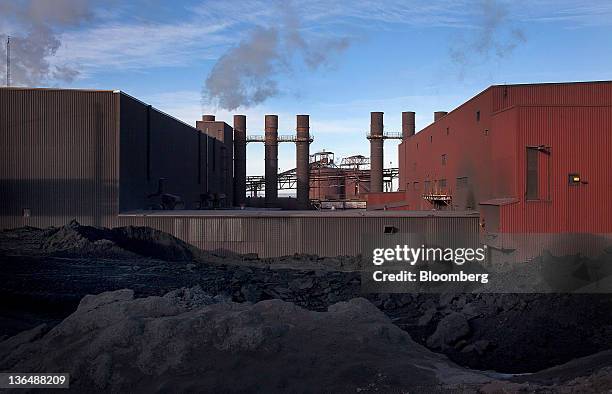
[2,0,612,175]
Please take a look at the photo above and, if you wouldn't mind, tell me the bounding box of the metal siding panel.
[505,105,612,232]
[493,82,612,112]
[111,214,478,258]
[0,88,119,229]
[395,82,611,234]
[398,88,501,210]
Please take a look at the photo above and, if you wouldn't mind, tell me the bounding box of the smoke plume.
[203,6,350,111]
[0,0,94,86]
[449,0,526,68]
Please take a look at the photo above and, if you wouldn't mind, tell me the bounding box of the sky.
[1,0,612,176]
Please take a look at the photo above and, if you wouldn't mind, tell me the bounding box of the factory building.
[0,87,233,229]
[368,81,612,233]
[2,83,609,258]
[2,87,469,257]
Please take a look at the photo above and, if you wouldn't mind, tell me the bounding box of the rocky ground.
[1,221,612,392]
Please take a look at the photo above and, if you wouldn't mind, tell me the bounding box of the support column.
[296,115,310,210]
[264,115,278,207]
[233,115,247,207]
[369,112,384,193]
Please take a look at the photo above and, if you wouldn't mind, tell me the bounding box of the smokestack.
[402,111,415,139]
[296,115,310,210]
[233,115,247,207]
[369,112,384,193]
[264,115,278,207]
[202,115,216,121]
[434,111,447,121]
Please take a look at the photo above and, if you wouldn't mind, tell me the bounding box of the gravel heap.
[0,288,488,392]
[1,223,611,375]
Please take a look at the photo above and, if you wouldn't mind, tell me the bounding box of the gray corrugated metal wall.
[115,214,479,257]
[0,88,119,229]
[119,93,222,211]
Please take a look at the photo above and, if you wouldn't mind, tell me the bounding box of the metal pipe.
[233,115,247,207]
[402,111,415,139]
[296,114,310,209]
[264,115,278,207]
[369,111,384,193]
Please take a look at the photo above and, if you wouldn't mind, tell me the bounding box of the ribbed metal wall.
[376,81,612,234]
[500,105,612,232]
[115,213,479,257]
[492,82,612,112]
[0,88,119,229]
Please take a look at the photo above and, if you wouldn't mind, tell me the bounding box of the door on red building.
[567,173,583,232]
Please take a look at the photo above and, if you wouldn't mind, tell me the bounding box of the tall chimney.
[369,112,384,193]
[233,115,247,207]
[434,111,447,122]
[402,111,416,139]
[296,115,310,210]
[264,115,278,207]
[202,115,216,121]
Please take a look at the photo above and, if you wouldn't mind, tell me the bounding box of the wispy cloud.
[521,1,612,27]
[3,0,611,86]
[53,21,231,73]
[192,0,474,28]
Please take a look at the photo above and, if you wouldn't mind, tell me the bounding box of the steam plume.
[0,0,94,86]
[450,0,526,67]
[203,6,350,111]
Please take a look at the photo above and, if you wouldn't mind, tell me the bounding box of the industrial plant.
[1,81,611,257]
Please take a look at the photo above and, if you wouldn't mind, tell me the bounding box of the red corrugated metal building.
[369,81,612,233]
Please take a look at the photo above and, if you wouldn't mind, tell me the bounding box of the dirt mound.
[380,292,612,373]
[2,220,196,261]
[1,224,611,376]
[2,289,610,392]
[0,289,488,392]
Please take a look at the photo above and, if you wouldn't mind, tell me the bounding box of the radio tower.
[6,36,10,87]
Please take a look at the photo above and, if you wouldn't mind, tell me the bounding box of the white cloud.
[5,0,611,83]
[521,2,612,27]
[52,21,231,73]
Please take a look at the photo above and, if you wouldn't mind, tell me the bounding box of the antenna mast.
[6,36,10,87]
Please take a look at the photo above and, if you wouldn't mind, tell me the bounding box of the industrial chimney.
[296,115,310,209]
[264,115,278,207]
[434,111,447,121]
[369,112,384,193]
[402,111,416,140]
[233,115,247,207]
[202,115,216,121]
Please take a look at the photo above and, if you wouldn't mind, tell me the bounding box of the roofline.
[407,85,492,137]
[117,91,208,131]
[404,80,612,138]
[118,209,480,218]
[0,86,232,132]
[0,86,116,93]
[491,80,612,88]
